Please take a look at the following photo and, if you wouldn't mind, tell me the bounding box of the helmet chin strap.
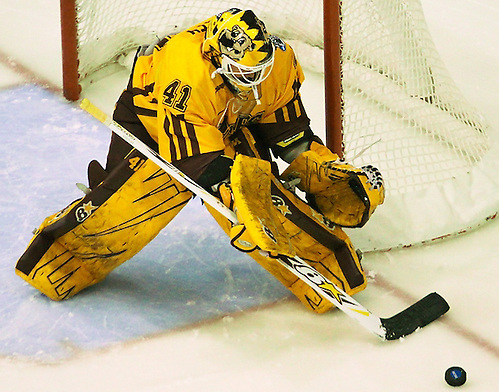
[251,85,261,104]
[211,67,224,79]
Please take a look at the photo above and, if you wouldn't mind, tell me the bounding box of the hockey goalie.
[15,8,384,314]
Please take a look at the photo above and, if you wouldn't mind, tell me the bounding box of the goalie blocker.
[15,125,383,314]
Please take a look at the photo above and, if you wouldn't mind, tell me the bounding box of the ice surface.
[0,85,290,360]
[0,1,498,391]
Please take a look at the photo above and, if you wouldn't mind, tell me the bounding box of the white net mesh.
[340,0,489,195]
[75,1,323,80]
[71,0,498,250]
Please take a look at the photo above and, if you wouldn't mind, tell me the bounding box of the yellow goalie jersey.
[130,17,310,165]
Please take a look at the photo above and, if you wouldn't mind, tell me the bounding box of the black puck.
[445,366,467,387]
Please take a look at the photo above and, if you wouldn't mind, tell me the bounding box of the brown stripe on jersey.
[132,83,155,97]
[296,95,306,117]
[135,106,157,118]
[271,95,306,126]
[185,120,200,156]
[286,98,298,120]
[273,106,286,124]
[162,115,178,161]
[281,105,290,122]
[164,114,201,161]
[283,95,306,122]
[171,114,188,159]
[250,94,311,147]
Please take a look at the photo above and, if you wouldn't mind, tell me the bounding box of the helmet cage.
[219,46,274,89]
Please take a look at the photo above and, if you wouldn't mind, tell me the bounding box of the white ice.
[0,1,498,391]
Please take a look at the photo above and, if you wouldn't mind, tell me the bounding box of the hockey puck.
[445,366,467,387]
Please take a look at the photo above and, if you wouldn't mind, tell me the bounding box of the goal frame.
[58,1,499,252]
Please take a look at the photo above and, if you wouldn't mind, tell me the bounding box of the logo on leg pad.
[75,201,98,222]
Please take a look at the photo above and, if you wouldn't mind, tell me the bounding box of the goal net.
[61,0,499,251]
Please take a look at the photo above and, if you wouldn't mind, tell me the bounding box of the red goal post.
[60,0,80,101]
[323,0,343,157]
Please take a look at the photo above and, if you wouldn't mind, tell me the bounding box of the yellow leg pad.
[16,152,192,300]
[206,174,366,314]
[18,241,99,300]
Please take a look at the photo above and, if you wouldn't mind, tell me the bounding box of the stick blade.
[381,292,450,340]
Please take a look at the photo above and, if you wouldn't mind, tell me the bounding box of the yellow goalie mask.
[203,8,275,101]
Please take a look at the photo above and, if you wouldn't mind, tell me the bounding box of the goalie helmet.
[203,8,275,101]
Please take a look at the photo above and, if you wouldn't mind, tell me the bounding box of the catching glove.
[281,142,384,227]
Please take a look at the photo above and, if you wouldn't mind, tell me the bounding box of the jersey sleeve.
[131,29,227,165]
[251,42,311,147]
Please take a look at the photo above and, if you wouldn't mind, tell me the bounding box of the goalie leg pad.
[206,155,367,314]
[15,151,192,300]
[270,177,367,313]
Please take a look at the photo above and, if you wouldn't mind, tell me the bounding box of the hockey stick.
[80,98,449,340]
